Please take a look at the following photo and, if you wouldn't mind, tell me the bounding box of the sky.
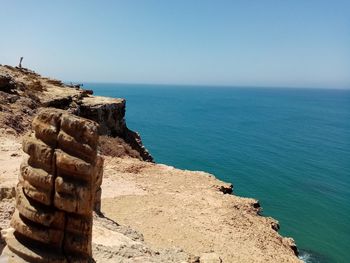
[0,0,349,88]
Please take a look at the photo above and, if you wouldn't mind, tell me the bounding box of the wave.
[299,251,312,263]
[298,249,331,263]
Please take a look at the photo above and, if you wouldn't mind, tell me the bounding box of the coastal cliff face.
[0,65,153,162]
[0,65,301,262]
[78,96,153,162]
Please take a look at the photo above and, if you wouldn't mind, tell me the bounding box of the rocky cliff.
[0,65,302,262]
[0,65,153,162]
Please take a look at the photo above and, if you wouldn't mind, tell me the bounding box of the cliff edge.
[0,65,152,162]
[0,65,301,262]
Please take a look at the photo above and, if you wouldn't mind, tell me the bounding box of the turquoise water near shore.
[90,84,350,263]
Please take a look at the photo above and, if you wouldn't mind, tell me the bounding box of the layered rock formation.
[78,96,153,162]
[0,65,152,162]
[2,109,103,262]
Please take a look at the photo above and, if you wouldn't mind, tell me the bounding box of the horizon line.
[65,80,350,91]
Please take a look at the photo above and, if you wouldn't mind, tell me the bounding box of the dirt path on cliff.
[101,157,301,263]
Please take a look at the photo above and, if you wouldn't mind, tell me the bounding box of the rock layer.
[0,65,153,162]
[3,109,103,262]
[78,96,153,162]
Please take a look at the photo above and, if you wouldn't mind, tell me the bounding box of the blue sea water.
[90,83,350,263]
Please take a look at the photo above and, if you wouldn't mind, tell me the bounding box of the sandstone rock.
[124,128,154,162]
[22,135,54,174]
[3,228,67,263]
[0,65,154,163]
[19,179,52,206]
[3,109,104,262]
[31,108,61,147]
[78,96,154,162]
[79,96,126,137]
[57,131,97,163]
[10,210,64,247]
[93,155,104,213]
[15,185,64,228]
[94,188,102,213]
[20,162,54,191]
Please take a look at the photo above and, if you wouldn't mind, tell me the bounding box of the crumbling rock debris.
[4,115,25,134]
[0,74,16,94]
[0,186,16,201]
[2,109,104,262]
[213,183,233,194]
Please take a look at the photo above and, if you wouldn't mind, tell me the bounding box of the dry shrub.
[99,136,142,159]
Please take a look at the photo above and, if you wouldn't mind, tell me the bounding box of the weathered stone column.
[2,108,103,262]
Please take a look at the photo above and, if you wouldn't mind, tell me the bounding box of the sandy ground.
[0,131,22,188]
[100,157,301,263]
[0,134,196,262]
[0,134,301,262]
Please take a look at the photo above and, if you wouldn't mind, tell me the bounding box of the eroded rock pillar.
[3,108,103,262]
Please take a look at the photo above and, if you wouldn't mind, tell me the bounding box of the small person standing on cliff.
[18,57,23,68]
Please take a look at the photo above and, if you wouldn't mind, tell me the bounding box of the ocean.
[90,83,350,263]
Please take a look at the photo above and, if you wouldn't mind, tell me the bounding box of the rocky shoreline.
[0,65,301,262]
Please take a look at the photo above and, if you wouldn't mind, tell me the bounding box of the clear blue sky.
[1,0,349,88]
